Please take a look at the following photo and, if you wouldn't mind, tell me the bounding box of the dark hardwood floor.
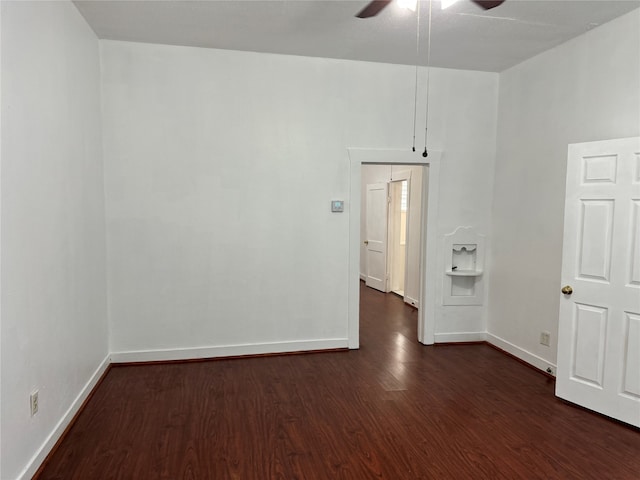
[36,283,640,479]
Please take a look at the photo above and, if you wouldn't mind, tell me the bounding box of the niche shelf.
[445,269,483,277]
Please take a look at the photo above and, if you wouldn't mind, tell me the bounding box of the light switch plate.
[331,200,344,212]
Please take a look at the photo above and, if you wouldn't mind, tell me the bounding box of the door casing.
[347,148,441,348]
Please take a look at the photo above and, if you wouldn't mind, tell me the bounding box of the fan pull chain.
[412,1,421,152]
[423,0,432,158]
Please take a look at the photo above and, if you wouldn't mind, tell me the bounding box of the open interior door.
[557,137,640,427]
[365,183,389,292]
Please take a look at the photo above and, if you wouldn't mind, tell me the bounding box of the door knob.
[364,240,369,245]
[561,285,573,295]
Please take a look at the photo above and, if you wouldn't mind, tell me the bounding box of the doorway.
[362,167,416,305]
[347,148,441,349]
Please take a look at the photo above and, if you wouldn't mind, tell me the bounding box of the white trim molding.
[405,296,419,309]
[434,332,488,343]
[18,355,111,480]
[347,147,441,348]
[110,339,349,363]
[486,333,557,376]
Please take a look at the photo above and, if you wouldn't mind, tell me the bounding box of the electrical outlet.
[30,390,39,417]
[540,331,551,346]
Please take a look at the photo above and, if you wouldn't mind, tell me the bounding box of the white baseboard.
[110,338,349,363]
[434,332,488,343]
[19,355,111,480]
[404,296,419,308]
[360,273,366,281]
[486,333,556,376]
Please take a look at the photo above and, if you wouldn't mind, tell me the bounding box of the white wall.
[0,2,108,479]
[101,40,499,359]
[488,9,640,370]
[429,68,498,340]
[360,164,424,307]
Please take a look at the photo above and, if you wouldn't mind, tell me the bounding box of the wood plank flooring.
[36,283,640,479]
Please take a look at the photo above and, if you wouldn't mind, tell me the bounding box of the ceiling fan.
[356,0,505,18]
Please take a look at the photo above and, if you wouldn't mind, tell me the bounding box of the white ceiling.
[73,0,639,72]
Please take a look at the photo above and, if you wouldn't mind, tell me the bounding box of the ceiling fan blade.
[356,0,393,18]
[471,0,506,9]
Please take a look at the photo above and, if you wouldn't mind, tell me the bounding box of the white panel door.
[557,137,640,427]
[365,183,389,292]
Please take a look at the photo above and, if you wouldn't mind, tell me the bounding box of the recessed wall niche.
[443,227,485,306]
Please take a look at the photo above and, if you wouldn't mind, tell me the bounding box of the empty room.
[1,1,639,478]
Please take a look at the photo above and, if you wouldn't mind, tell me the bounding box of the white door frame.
[347,148,442,348]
